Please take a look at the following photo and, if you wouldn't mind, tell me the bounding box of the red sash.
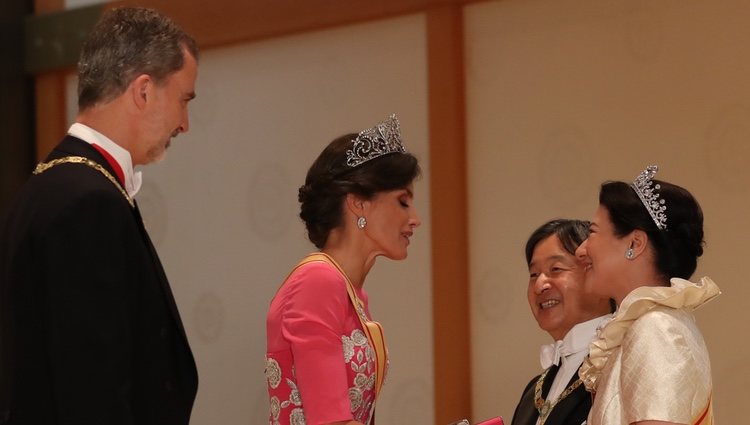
[90,143,125,186]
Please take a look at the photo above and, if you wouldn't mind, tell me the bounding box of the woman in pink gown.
[265,114,421,425]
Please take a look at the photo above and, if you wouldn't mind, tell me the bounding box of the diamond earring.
[357,216,367,229]
[625,248,634,260]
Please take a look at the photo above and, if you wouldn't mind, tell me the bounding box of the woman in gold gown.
[575,166,719,425]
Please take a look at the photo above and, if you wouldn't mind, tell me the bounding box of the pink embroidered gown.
[265,261,379,425]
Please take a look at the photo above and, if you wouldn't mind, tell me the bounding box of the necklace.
[33,156,134,208]
[534,367,584,425]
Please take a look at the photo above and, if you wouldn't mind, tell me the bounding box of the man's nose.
[534,273,551,294]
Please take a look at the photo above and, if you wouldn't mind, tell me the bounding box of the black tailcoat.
[0,136,198,425]
[510,364,591,425]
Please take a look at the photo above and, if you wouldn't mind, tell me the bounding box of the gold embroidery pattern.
[534,367,584,425]
[33,156,134,208]
[265,358,282,389]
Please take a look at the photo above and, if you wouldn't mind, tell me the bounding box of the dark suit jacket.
[0,136,198,425]
[510,364,591,425]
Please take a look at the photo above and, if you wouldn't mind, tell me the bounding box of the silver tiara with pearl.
[346,114,406,167]
[631,165,668,230]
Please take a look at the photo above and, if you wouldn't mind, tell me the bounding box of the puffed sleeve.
[620,308,713,424]
[281,263,355,424]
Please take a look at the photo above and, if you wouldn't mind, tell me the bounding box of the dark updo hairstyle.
[599,179,704,281]
[525,219,590,266]
[298,133,421,249]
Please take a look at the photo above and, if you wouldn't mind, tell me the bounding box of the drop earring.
[357,216,367,229]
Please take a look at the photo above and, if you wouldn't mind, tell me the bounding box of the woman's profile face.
[361,184,421,260]
[576,205,631,301]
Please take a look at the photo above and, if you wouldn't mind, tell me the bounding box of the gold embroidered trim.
[534,367,584,425]
[33,156,134,208]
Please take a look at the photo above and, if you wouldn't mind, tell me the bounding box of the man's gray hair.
[77,7,198,111]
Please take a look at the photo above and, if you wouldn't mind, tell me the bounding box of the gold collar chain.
[534,367,584,425]
[33,156,134,208]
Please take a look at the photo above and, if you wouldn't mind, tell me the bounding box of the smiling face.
[528,234,611,340]
[362,184,421,260]
[576,205,634,303]
[135,49,197,165]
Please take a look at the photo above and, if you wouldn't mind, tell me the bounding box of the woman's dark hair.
[524,219,590,266]
[600,179,704,281]
[298,133,421,249]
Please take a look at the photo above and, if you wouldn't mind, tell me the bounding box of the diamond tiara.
[346,114,406,168]
[630,165,668,230]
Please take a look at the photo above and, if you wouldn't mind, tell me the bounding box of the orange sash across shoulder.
[693,395,713,425]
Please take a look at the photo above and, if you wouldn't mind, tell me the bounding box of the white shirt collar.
[68,123,142,197]
[536,313,613,412]
[539,314,612,369]
[564,314,611,356]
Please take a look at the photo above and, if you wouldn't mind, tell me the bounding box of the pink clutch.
[476,417,504,425]
[449,417,504,425]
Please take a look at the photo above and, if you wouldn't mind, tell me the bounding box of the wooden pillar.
[34,72,68,161]
[427,4,471,423]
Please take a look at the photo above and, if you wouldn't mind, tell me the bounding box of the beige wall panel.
[466,0,748,422]
[63,14,432,424]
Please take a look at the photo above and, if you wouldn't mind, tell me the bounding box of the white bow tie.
[540,340,569,369]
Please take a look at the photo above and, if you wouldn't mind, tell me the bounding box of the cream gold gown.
[579,277,720,425]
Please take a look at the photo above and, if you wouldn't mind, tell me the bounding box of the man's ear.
[130,74,151,109]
